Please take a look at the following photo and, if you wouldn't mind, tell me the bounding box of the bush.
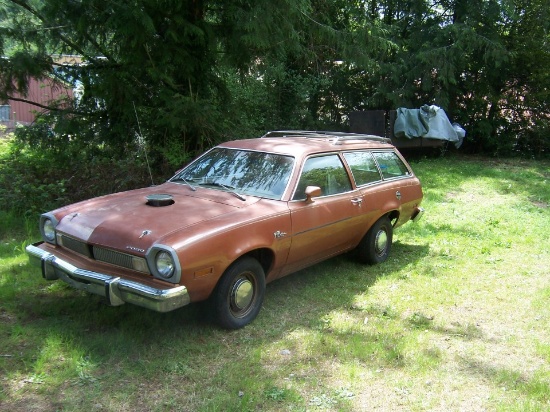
[0,126,154,218]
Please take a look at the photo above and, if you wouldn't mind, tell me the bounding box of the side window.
[343,151,382,186]
[372,151,410,179]
[292,154,351,200]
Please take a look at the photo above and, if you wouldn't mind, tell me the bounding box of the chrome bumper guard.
[411,206,425,222]
[26,243,190,312]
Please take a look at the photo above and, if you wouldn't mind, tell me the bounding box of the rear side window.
[372,152,410,179]
[292,154,351,200]
[343,151,381,186]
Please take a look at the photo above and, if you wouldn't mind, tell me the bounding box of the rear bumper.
[26,243,190,312]
[411,206,425,222]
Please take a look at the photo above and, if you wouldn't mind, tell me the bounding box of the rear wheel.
[355,216,393,264]
[213,257,266,329]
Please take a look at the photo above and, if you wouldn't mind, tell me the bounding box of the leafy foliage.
[0,126,152,217]
[0,0,549,216]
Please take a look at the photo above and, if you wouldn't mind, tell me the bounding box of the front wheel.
[213,257,266,329]
[355,216,393,264]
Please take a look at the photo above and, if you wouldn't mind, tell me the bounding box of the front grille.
[93,246,148,273]
[93,246,133,268]
[57,234,148,273]
[59,235,92,258]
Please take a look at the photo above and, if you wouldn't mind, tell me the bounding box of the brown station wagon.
[26,131,424,329]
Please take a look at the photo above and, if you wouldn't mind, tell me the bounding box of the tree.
[334,0,548,157]
[0,0,394,167]
[0,0,548,165]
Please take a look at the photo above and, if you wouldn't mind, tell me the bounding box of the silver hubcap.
[231,277,254,312]
[375,230,388,255]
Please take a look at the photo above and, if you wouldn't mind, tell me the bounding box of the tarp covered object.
[394,105,465,148]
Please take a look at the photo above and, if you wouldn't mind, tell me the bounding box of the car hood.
[55,182,260,254]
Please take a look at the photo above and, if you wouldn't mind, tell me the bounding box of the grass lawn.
[0,155,549,411]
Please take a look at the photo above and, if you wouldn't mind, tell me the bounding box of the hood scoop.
[146,194,175,207]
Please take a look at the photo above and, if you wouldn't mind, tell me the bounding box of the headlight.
[40,213,59,244]
[146,245,181,283]
[155,251,175,279]
[43,219,55,241]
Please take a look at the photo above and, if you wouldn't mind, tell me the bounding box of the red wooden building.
[1,56,79,131]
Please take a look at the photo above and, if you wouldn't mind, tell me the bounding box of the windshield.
[171,148,294,200]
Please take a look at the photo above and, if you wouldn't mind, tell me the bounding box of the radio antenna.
[133,102,155,186]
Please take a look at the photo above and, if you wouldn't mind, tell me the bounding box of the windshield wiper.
[172,176,197,191]
[199,181,246,201]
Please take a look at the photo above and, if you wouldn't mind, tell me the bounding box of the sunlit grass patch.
[1,156,549,411]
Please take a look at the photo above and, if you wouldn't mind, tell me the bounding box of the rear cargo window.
[372,151,410,179]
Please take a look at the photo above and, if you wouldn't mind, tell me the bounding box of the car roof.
[218,130,394,157]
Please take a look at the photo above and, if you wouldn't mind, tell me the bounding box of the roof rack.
[261,130,391,144]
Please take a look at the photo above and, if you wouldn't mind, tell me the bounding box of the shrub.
[0,126,154,217]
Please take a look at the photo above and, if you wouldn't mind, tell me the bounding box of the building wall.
[2,76,74,125]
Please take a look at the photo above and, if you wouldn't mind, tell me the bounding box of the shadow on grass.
[0,242,432,408]
[405,313,484,341]
[3,155,549,409]
[459,356,550,406]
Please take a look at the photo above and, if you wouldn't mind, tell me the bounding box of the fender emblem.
[274,231,287,239]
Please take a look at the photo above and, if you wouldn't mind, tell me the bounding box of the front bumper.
[26,243,190,312]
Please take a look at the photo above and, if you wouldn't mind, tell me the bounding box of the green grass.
[1,155,549,411]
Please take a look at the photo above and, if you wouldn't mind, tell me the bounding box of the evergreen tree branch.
[5,95,95,117]
[8,0,107,65]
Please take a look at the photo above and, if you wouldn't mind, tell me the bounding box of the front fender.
[167,204,292,301]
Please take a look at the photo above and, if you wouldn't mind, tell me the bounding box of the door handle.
[351,198,363,206]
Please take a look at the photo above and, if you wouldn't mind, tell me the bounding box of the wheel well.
[387,210,399,226]
[243,248,274,276]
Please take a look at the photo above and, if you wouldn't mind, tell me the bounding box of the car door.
[282,154,364,275]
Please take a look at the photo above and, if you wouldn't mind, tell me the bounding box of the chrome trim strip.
[26,243,190,313]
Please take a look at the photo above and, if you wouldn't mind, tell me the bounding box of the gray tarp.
[394,105,465,148]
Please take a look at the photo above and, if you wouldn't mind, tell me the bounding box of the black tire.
[355,216,393,264]
[213,257,266,329]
